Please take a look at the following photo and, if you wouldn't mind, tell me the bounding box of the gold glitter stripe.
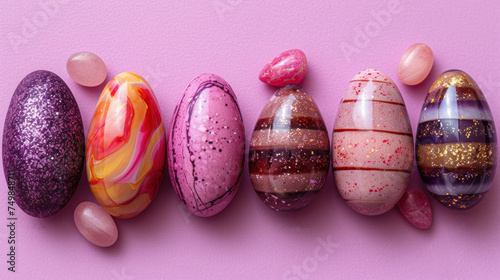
[424,87,485,104]
[416,142,497,169]
[428,71,479,92]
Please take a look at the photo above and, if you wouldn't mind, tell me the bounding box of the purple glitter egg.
[2,70,85,218]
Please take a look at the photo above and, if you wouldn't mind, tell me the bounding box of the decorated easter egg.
[416,70,497,209]
[167,73,245,217]
[332,69,413,216]
[249,85,330,212]
[86,72,166,219]
[2,70,85,218]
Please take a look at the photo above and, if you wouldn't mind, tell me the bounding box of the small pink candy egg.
[74,201,118,247]
[66,52,107,87]
[398,189,432,230]
[397,43,434,86]
[259,49,307,87]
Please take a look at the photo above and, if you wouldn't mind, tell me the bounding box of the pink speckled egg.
[332,69,413,216]
[167,73,245,217]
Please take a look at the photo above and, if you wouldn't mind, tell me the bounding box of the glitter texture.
[249,85,330,212]
[416,70,497,209]
[2,70,85,218]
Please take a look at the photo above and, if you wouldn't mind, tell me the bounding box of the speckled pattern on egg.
[332,69,413,216]
[167,73,245,217]
[249,85,330,212]
[416,70,497,209]
[2,70,85,218]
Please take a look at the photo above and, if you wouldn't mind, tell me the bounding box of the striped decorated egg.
[86,72,166,219]
[416,70,497,209]
[249,85,330,212]
[332,69,413,216]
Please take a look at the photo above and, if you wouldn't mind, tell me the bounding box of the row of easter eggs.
[2,69,497,219]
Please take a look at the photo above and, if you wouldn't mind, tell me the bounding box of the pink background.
[1,1,499,279]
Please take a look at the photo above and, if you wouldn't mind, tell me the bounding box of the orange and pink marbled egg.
[86,72,166,219]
